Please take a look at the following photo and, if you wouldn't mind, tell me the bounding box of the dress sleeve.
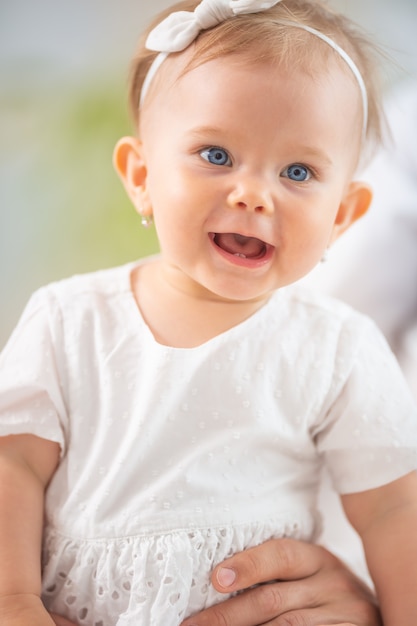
[0,287,68,455]
[314,315,417,494]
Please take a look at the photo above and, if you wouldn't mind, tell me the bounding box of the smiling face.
[116,52,371,305]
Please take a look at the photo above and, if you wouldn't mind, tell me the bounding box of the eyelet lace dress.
[1,261,416,625]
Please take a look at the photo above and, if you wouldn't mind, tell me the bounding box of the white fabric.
[141,0,282,106]
[1,260,417,625]
[146,0,282,53]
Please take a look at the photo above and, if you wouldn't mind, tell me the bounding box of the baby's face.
[137,54,367,303]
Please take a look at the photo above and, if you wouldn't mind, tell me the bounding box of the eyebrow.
[294,146,334,167]
[186,126,227,140]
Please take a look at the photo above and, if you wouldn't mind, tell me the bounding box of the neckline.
[124,257,281,351]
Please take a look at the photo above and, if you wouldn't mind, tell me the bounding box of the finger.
[275,609,373,626]
[272,598,381,626]
[50,613,79,626]
[181,586,356,626]
[274,612,358,626]
[212,538,333,592]
[181,583,286,626]
[181,578,343,626]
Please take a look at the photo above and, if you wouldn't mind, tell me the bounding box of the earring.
[321,248,329,263]
[141,215,153,228]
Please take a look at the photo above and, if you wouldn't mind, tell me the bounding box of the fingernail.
[216,566,237,587]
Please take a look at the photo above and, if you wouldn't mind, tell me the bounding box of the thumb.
[50,613,79,626]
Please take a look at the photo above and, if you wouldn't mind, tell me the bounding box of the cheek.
[278,201,339,257]
[153,202,203,255]
[149,162,199,207]
[282,202,335,235]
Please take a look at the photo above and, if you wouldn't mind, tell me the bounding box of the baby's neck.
[130,259,271,348]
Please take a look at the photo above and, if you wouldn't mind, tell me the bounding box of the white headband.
[141,0,368,135]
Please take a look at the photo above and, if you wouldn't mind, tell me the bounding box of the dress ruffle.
[42,513,317,626]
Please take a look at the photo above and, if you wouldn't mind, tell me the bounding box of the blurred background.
[1,0,417,349]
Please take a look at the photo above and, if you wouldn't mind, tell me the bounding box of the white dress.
[1,260,417,625]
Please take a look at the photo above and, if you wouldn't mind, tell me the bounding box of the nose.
[227,174,274,215]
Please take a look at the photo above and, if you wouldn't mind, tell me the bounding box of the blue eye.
[282,164,311,182]
[200,147,231,166]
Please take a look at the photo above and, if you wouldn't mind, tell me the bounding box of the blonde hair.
[128,0,385,153]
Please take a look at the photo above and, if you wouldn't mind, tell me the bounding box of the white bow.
[146,0,283,53]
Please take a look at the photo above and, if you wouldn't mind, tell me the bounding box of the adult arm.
[181,537,382,626]
[0,434,61,625]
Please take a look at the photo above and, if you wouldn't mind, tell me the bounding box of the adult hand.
[50,614,78,626]
[180,538,382,626]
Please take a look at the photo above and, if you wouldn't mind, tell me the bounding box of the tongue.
[215,233,266,258]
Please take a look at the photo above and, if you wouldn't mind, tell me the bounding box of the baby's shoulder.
[47,262,135,300]
[276,283,369,330]
[269,283,387,360]
[20,261,140,333]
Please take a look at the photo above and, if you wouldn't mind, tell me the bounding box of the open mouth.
[210,232,273,263]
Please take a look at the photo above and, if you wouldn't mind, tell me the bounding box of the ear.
[330,181,372,244]
[113,136,152,217]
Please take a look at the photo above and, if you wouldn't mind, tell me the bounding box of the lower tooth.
[234,253,247,258]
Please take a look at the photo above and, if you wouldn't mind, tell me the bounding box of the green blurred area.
[31,82,159,270]
[1,78,159,348]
